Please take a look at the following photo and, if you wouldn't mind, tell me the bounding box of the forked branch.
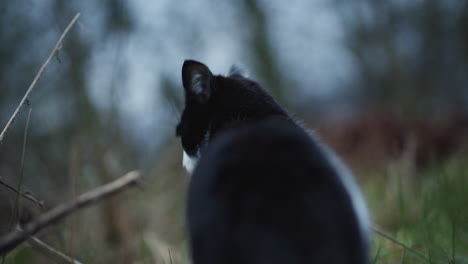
[0,178,45,207]
[0,171,141,254]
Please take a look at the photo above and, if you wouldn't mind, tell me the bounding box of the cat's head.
[176,60,287,173]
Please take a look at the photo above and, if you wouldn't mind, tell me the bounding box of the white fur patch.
[320,142,371,240]
[305,129,371,241]
[183,151,198,174]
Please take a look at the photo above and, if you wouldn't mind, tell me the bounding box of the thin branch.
[12,107,33,221]
[372,226,430,263]
[2,107,32,264]
[371,242,381,264]
[28,236,83,264]
[401,248,407,264]
[23,227,83,264]
[0,178,44,208]
[0,13,80,143]
[2,108,34,264]
[0,171,142,254]
[168,248,173,264]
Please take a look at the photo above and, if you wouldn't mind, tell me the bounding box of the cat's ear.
[182,60,213,104]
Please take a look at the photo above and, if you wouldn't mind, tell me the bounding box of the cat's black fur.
[176,60,369,264]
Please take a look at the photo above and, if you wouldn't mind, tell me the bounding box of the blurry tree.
[241,0,288,104]
[335,0,468,116]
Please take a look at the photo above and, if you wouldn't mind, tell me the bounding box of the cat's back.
[188,117,368,264]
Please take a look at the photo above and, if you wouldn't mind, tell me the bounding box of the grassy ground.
[3,146,467,263]
[365,155,468,264]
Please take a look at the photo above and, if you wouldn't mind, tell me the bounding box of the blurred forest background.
[0,0,467,263]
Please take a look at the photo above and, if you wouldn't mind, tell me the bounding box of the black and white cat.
[176,60,370,264]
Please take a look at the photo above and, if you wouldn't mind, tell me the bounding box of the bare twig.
[371,242,381,264]
[66,143,80,257]
[12,107,33,222]
[0,178,44,208]
[21,227,83,264]
[372,226,430,263]
[0,13,80,143]
[168,248,173,264]
[28,236,83,264]
[2,107,34,264]
[0,171,141,254]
